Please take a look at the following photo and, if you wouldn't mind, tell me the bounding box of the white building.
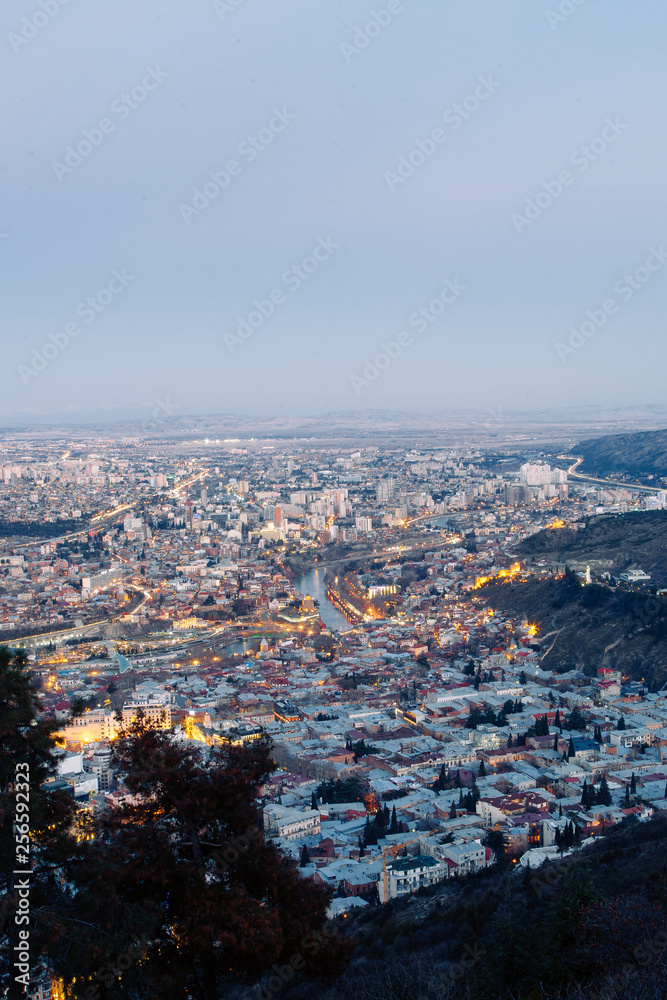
[379,855,449,902]
[520,463,551,486]
[263,804,320,841]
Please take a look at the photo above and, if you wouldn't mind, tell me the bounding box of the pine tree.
[519,670,527,684]
[618,716,626,730]
[83,732,351,996]
[449,799,457,820]
[630,772,637,795]
[568,737,575,758]
[553,732,559,752]
[596,775,611,806]
[363,815,372,847]
[558,804,563,818]
[479,760,487,777]
[300,845,310,867]
[311,791,318,811]
[390,806,398,834]
[0,647,81,1000]
[580,779,589,806]
[555,709,561,730]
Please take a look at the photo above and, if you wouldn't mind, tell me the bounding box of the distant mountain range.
[3,404,667,444]
[578,427,667,479]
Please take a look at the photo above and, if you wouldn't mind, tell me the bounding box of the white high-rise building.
[376,478,395,502]
[520,463,551,486]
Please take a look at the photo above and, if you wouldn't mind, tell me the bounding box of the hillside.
[479,573,667,687]
[324,818,667,1000]
[519,509,667,586]
[578,427,667,480]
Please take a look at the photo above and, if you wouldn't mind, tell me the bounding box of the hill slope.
[325,818,667,1000]
[479,573,667,687]
[578,427,667,479]
[519,509,667,585]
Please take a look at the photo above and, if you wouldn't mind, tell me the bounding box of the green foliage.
[317,776,365,804]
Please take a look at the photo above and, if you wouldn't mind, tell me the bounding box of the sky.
[2,0,667,425]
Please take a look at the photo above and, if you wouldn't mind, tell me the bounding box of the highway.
[9,470,208,552]
[561,456,663,495]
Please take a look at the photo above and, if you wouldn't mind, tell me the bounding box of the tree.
[300,845,310,867]
[553,732,559,752]
[568,737,575,758]
[0,647,80,1000]
[617,715,626,730]
[519,670,527,684]
[51,728,352,999]
[566,708,587,731]
[630,772,637,795]
[554,709,561,730]
[432,763,449,792]
[478,760,487,777]
[596,775,611,806]
[625,784,630,806]
[449,800,457,820]
[389,806,398,835]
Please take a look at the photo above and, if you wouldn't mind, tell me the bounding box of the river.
[294,567,350,631]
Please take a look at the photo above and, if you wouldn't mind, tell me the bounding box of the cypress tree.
[596,775,611,806]
[630,772,637,795]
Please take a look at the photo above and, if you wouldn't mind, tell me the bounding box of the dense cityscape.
[3,432,667,996]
